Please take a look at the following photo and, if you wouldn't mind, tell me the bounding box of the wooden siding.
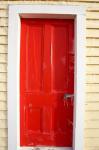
[0,0,99,150]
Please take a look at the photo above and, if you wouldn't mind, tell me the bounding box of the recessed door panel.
[20,19,74,147]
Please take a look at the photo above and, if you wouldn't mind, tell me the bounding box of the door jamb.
[8,4,85,150]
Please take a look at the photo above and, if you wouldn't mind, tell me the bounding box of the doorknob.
[64,93,74,99]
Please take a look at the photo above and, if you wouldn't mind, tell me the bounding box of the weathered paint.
[20,19,74,147]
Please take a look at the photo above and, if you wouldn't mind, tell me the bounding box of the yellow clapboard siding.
[0,138,7,147]
[86,93,99,102]
[86,65,99,74]
[0,10,8,17]
[86,20,99,29]
[0,83,7,92]
[85,138,99,147]
[0,129,7,138]
[85,129,99,138]
[0,120,7,129]
[86,29,99,38]
[86,75,99,83]
[0,73,7,82]
[0,18,8,27]
[86,84,99,92]
[0,36,7,45]
[0,45,7,54]
[0,92,7,101]
[0,102,7,111]
[0,64,7,73]
[0,27,8,35]
[87,38,99,47]
[85,111,99,120]
[85,102,99,110]
[87,12,99,19]
[0,4,7,9]
[87,6,99,11]
[74,0,99,1]
[86,57,99,65]
[86,48,99,56]
[84,148,99,150]
[85,120,99,128]
[0,111,7,119]
[0,54,7,63]
[0,147,7,150]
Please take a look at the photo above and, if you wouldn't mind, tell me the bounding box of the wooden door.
[20,19,74,147]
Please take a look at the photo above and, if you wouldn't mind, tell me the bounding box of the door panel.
[51,25,68,92]
[20,19,74,147]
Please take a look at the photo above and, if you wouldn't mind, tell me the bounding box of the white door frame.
[8,4,85,150]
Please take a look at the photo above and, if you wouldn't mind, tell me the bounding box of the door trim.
[8,4,85,150]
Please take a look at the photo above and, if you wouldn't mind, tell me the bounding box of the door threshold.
[19,147,72,150]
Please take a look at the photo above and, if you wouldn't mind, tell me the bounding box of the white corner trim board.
[8,4,85,150]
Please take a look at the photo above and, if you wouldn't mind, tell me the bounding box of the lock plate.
[64,94,74,99]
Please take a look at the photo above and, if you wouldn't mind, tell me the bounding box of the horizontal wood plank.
[0,147,7,150]
[85,129,99,137]
[0,36,7,45]
[0,111,7,120]
[86,48,99,56]
[86,20,99,29]
[0,120,7,129]
[0,110,7,120]
[0,129,7,138]
[85,120,99,128]
[86,29,99,38]
[85,102,99,110]
[0,83,7,92]
[86,93,99,102]
[0,27,8,35]
[0,54,7,63]
[0,45,7,54]
[0,73,7,82]
[85,138,99,146]
[86,75,99,83]
[0,138,7,147]
[0,18,8,27]
[87,12,99,19]
[0,64,7,73]
[86,57,99,65]
[0,102,7,111]
[85,111,99,120]
[86,65,99,74]
[0,92,7,101]
[0,10,8,17]
[87,38,99,47]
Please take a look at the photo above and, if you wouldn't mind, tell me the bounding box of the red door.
[20,19,74,147]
